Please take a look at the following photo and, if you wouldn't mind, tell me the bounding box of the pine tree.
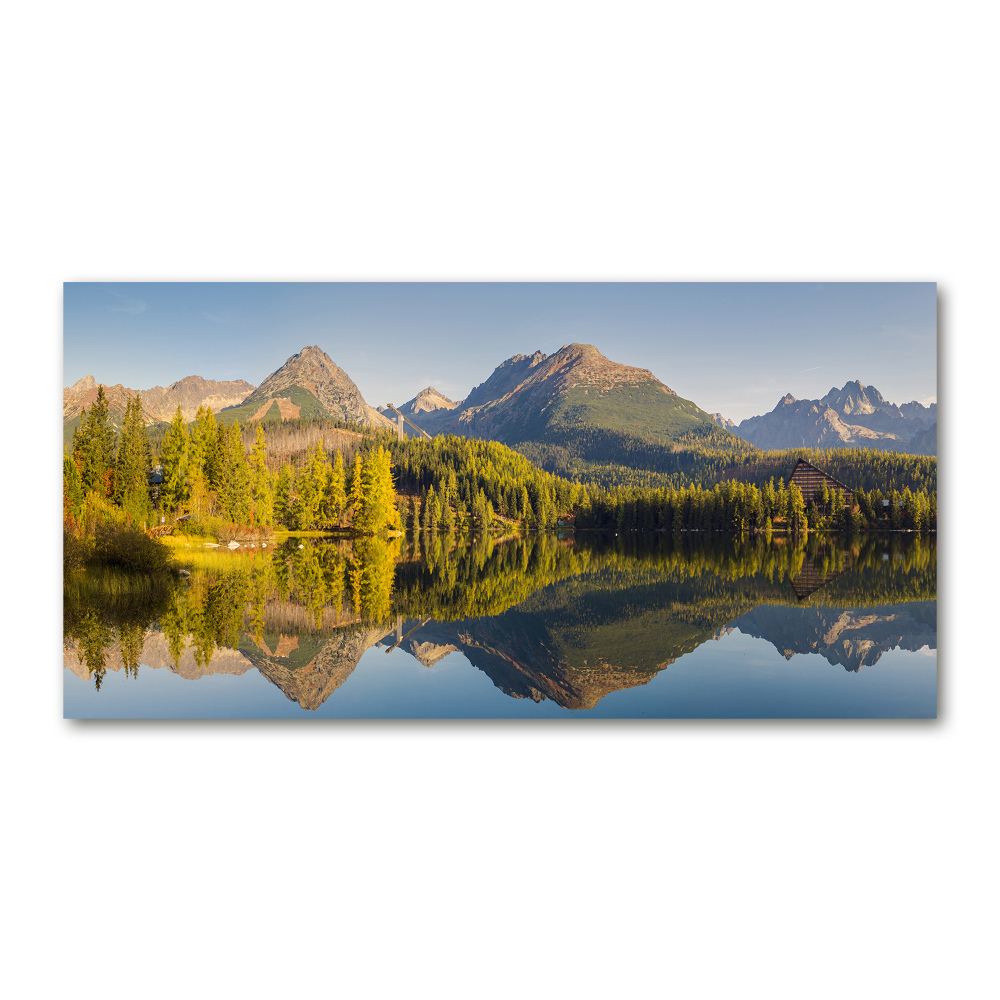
[189,405,217,483]
[215,422,252,523]
[408,494,418,536]
[115,394,152,524]
[422,484,437,533]
[159,405,189,514]
[353,446,399,534]
[75,385,117,497]
[249,423,274,526]
[296,441,329,529]
[348,453,365,530]
[519,484,531,521]
[328,450,347,528]
[274,464,293,526]
[441,494,455,533]
[788,481,806,533]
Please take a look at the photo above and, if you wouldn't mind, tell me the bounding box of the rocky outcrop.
[711,413,737,431]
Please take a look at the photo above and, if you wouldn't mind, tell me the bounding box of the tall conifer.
[75,385,117,497]
[159,405,189,513]
[249,424,274,526]
[115,394,152,524]
[328,450,347,528]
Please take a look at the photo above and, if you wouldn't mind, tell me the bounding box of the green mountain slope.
[448,343,741,480]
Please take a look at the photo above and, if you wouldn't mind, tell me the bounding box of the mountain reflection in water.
[63,532,937,717]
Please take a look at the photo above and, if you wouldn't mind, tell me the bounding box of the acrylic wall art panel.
[63,282,937,718]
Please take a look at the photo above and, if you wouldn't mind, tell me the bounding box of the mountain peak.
[822,380,888,415]
[499,350,547,368]
[245,345,392,430]
[284,345,337,367]
[70,374,97,392]
[711,412,737,431]
[537,342,672,393]
[401,386,461,415]
[555,342,601,359]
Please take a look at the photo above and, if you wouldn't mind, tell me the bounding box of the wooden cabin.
[789,459,854,506]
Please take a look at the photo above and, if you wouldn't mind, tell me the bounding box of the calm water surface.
[64,532,937,719]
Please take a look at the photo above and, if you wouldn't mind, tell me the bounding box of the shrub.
[215,522,273,545]
[90,524,171,573]
[63,530,92,573]
[177,517,210,537]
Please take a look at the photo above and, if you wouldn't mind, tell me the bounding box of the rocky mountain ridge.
[734,380,936,454]
[63,374,254,426]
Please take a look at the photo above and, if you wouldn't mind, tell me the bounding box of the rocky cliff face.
[461,350,550,410]
[735,381,936,454]
[711,412,737,431]
[241,345,394,431]
[63,374,254,426]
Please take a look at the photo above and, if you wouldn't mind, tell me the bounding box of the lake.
[63,532,937,719]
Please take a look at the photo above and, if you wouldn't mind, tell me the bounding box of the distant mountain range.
[65,346,936,461]
[63,374,254,427]
[722,381,936,455]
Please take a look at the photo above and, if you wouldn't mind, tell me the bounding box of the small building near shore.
[789,459,853,505]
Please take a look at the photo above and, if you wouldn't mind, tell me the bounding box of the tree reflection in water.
[64,532,936,703]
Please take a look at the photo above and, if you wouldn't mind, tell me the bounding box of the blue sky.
[63,282,937,423]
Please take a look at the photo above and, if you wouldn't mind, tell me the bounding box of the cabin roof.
[790,458,853,493]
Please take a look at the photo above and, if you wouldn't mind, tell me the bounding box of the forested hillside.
[65,384,938,577]
[518,437,937,495]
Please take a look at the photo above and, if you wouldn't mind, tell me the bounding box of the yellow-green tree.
[73,384,117,498]
[115,394,152,525]
[296,442,330,529]
[353,446,400,534]
[214,422,252,523]
[328,450,347,528]
[249,424,274,526]
[788,481,806,533]
[159,405,189,514]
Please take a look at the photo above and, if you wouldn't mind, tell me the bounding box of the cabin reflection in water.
[790,552,846,600]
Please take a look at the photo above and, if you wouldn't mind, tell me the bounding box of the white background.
[1,2,994,998]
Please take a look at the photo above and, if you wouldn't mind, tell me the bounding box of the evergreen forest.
[64,385,938,576]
